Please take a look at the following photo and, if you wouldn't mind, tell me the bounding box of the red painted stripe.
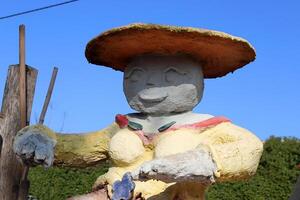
[133,116,231,145]
[169,116,231,130]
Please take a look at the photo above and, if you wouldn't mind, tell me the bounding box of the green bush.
[29,164,109,199]
[207,137,300,200]
[29,137,300,200]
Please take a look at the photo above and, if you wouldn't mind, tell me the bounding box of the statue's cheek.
[109,129,145,165]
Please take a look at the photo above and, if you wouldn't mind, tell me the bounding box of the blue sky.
[0,0,299,140]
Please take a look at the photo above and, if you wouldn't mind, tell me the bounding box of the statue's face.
[123,54,204,115]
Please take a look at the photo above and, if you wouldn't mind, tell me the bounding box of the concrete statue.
[13,23,263,200]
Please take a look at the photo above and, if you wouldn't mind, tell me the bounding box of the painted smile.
[138,90,168,103]
[139,95,167,103]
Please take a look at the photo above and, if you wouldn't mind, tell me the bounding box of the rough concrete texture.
[13,126,56,167]
[85,23,256,79]
[132,148,216,184]
[14,123,119,168]
[12,54,264,200]
[126,112,213,136]
[109,128,145,165]
[124,54,204,115]
[100,121,263,199]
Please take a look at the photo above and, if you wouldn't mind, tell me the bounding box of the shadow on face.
[123,54,204,115]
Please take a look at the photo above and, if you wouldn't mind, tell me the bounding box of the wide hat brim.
[85,23,256,78]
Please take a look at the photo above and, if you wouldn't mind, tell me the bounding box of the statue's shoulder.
[126,112,215,127]
[188,113,214,123]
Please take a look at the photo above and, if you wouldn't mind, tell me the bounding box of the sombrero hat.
[85,23,255,78]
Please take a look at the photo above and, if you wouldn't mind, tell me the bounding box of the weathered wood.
[19,25,27,128]
[18,25,29,200]
[0,135,2,157]
[19,67,59,199]
[0,65,38,200]
[0,114,3,158]
[289,175,300,200]
[39,67,58,124]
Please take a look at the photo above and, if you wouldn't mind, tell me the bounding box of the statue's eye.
[126,68,144,82]
[165,67,186,83]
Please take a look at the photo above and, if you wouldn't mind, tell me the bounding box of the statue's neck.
[143,111,192,119]
[127,111,213,135]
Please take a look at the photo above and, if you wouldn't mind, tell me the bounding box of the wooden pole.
[0,113,3,157]
[18,24,30,200]
[0,25,38,200]
[19,24,27,128]
[0,66,38,200]
[0,135,2,157]
[290,175,300,200]
[39,67,58,124]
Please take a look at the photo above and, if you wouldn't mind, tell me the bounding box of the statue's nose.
[146,73,160,86]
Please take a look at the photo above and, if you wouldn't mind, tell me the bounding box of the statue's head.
[85,24,256,115]
[123,54,204,115]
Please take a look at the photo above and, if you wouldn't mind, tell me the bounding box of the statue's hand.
[111,172,135,200]
[132,148,217,184]
[13,126,56,168]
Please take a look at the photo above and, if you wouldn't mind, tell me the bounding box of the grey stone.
[123,54,204,115]
[132,148,217,184]
[13,129,56,168]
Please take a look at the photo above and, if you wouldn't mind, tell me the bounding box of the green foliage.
[207,136,300,200]
[28,164,109,200]
[29,137,300,200]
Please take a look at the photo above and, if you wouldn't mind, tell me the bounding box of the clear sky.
[0,0,299,140]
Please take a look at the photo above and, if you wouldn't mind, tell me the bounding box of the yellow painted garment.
[25,121,263,199]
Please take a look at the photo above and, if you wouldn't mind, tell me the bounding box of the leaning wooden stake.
[0,66,38,200]
[39,67,58,124]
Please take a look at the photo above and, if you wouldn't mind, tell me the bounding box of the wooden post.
[0,113,3,159]
[289,175,300,200]
[18,24,30,200]
[0,66,38,200]
[18,67,59,199]
[19,25,27,128]
[0,134,2,157]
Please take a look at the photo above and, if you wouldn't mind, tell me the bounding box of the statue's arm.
[54,123,119,167]
[200,122,264,182]
[13,123,119,168]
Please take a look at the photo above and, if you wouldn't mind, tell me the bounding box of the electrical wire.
[0,0,79,20]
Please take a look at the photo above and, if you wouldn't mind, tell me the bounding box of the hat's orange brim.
[85,23,256,78]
